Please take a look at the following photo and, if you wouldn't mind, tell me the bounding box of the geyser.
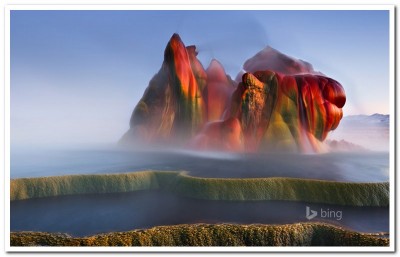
[120,34,346,153]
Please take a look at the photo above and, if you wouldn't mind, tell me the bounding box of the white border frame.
[4,4,395,253]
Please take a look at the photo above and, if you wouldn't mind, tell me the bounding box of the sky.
[10,10,390,147]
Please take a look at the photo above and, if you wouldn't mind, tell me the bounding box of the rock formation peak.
[120,34,346,153]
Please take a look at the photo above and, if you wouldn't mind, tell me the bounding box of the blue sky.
[10,10,390,147]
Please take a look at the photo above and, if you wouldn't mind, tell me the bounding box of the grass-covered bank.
[11,171,389,206]
[10,223,389,246]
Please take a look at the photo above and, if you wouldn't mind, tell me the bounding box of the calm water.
[11,190,389,237]
[11,147,389,182]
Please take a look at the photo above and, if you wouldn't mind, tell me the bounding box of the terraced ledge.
[10,171,389,206]
[10,223,389,246]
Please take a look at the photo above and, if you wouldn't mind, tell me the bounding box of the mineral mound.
[120,34,346,153]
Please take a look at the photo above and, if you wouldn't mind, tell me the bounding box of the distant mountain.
[327,114,389,152]
[340,114,389,127]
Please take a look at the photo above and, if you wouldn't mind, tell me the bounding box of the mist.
[326,114,389,152]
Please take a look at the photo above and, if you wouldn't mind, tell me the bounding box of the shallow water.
[10,147,389,236]
[11,147,389,182]
[11,190,388,237]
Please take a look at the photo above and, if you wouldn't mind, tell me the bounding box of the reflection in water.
[11,190,388,237]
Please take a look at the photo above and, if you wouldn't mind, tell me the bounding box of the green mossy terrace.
[11,171,389,206]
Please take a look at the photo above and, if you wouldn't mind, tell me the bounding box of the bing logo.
[306,206,342,221]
